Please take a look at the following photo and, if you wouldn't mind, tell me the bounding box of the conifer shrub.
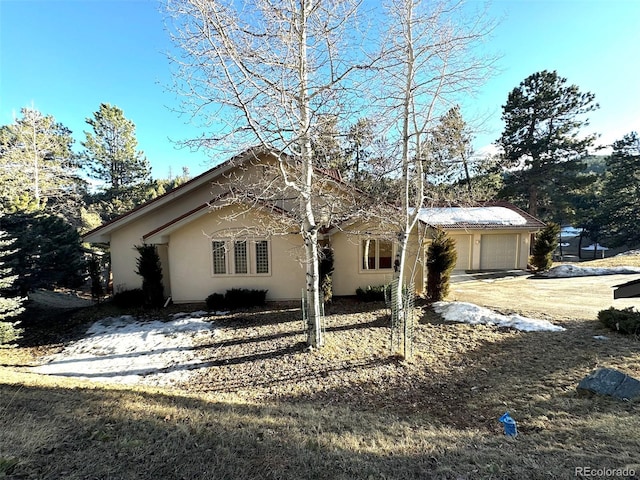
[205,293,226,310]
[87,256,104,303]
[426,230,457,302]
[134,244,165,308]
[356,284,389,302]
[531,222,560,272]
[598,307,640,335]
[206,289,268,311]
[319,246,334,303]
[112,289,145,309]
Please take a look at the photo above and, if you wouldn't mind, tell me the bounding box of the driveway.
[449,273,640,321]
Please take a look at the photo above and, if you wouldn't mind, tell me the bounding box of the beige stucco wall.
[330,222,426,296]
[168,206,306,303]
[106,161,271,294]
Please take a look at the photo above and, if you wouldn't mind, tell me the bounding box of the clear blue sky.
[1,0,639,179]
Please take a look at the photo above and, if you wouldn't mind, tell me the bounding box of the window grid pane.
[234,241,248,274]
[212,241,226,274]
[255,240,269,274]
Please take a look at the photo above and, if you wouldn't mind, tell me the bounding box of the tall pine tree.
[601,132,640,247]
[497,70,598,219]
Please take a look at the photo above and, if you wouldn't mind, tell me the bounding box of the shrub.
[598,307,640,335]
[319,246,334,303]
[207,289,268,310]
[356,284,389,302]
[426,230,457,302]
[531,222,561,272]
[134,244,165,308]
[87,256,104,303]
[112,289,145,309]
[205,292,226,310]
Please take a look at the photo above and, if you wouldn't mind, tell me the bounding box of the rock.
[577,368,640,401]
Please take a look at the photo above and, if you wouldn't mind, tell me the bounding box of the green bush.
[208,289,268,310]
[356,284,389,302]
[205,292,226,311]
[531,222,561,272]
[134,244,165,308]
[598,307,640,335]
[426,231,457,301]
[112,289,145,309]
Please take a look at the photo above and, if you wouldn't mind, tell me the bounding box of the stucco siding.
[168,207,306,303]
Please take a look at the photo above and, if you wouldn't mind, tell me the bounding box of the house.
[83,149,545,303]
[613,278,640,299]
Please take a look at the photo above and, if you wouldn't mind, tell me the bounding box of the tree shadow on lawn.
[280,312,640,434]
[2,381,637,480]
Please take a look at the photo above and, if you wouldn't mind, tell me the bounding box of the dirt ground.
[449,273,640,322]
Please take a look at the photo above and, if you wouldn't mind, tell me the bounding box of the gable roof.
[82,148,273,243]
[418,202,546,230]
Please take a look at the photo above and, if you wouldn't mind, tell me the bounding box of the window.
[234,241,248,274]
[211,239,270,276]
[361,238,393,271]
[212,241,227,274]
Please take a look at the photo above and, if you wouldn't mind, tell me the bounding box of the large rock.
[577,368,640,401]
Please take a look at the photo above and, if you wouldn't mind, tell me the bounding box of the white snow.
[543,264,640,278]
[31,314,217,386]
[560,226,583,238]
[418,206,527,226]
[433,301,565,332]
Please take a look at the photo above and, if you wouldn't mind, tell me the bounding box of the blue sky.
[1,0,639,179]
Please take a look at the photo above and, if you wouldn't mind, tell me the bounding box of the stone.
[577,368,640,401]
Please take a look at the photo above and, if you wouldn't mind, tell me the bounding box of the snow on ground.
[433,301,566,332]
[31,312,217,386]
[543,264,640,278]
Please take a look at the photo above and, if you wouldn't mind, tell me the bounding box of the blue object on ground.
[499,412,518,436]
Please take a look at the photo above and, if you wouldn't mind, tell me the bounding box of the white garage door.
[480,234,519,270]
[450,234,472,271]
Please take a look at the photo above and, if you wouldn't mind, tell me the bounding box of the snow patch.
[433,301,565,332]
[543,265,640,278]
[31,315,217,386]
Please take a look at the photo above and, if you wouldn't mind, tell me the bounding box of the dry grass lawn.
[1,257,639,479]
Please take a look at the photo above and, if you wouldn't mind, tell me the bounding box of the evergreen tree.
[0,228,25,344]
[426,231,457,302]
[0,212,85,293]
[531,222,560,272]
[135,244,164,308]
[497,70,599,219]
[601,132,640,247]
[0,107,86,223]
[82,103,151,190]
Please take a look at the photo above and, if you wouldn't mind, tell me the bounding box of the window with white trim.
[361,238,394,271]
[211,238,271,276]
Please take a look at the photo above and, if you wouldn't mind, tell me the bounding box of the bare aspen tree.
[165,0,372,348]
[374,0,495,357]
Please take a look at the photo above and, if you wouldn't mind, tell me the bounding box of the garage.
[450,234,472,271]
[480,234,520,270]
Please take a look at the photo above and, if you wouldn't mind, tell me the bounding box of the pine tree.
[498,70,599,219]
[135,245,164,308]
[82,103,151,190]
[0,228,25,344]
[0,107,85,223]
[601,132,640,247]
[426,231,457,302]
[531,222,560,272]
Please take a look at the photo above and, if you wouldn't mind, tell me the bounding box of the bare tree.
[373,0,496,357]
[165,0,374,348]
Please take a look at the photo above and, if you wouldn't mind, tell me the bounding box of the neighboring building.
[613,279,640,299]
[83,149,545,303]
